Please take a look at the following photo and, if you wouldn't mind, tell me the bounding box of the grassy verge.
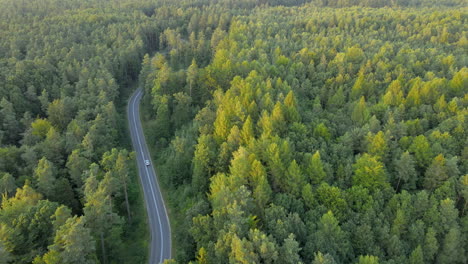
[116,82,150,263]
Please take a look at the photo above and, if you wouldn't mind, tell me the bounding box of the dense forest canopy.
[138,1,467,264]
[0,0,467,263]
[0,0,160,263]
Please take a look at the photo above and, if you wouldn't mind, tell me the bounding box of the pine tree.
[352,97,369,126]
[196,247,208,264]
[366,131,387,160]
[438,226,466,264]
[115,150,132,221]
[352,154,388,192]
[248,229,278,263]
[214,109,230,142]
[154,95,171,140]
[314,211,350,262]
[46,216,97,264]
[66,150,90,189]
[0,98,20,144]
[424,154,448,190]
[271,102,285,135]
[31,119,53,138]
[187,59,199,98]
[383,80,404,106]
[250,159,271,212]
[409,135,433,169]
[192,135,214,194]
[241,116,254,146]
[307,151,327,184]
[229,234,258,264]
[314,123,331,141]
[409,245,424,264]
[286,160,305,197]
[283,91,300,122]
[34,157,57,197]
[423,227,438,262]
[355,255,379,264]
[394,151,417,190]
[52,205,72,231]
[0,240,11,264]
[0,173,16,196]
[312,252,336,264]
[278,234,302,264]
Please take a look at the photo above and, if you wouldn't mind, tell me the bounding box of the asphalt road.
[128,88,172,264]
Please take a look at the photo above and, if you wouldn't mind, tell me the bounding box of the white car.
[144,159,150,166]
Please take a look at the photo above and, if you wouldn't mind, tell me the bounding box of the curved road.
[128,88,172,264]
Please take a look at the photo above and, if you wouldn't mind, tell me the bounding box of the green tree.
[383,80,404,106]
[54,178,78,212]
[438,226,466,264]
[0,187,58,263]
[196,247,208,264]
[47,99,73,131]
[314,211,350,262]
[423,227,438,262]
[0,173,16,197]
[154,95,171,140]
[250,159,272,213]
[352,97,370,126]
[316,183,347,219]
[214,109,231,142]
[394,151,417,190]
[409,135,433,169]
[248,229,278,263]
[83,174,123,264]
[38,89,49,114]
[312,252,336,264]
[302,184,316,209]
[424,154,449,190]
[409,245,424,264]
[42,127,65,165]
[278,234,301,264]
[0,240,11,264]
[187,59,199,98]
[51,205,72,231]
[314,123,331,141]
[366,131,387,160]
[31,119,53,138]
[460,174,468,215]
[283,91,300,123]
[229,234,258,264]
[241,116,254,145]
[44,216,97,264]
[66,150,90,190]
[192,135,215,194]
[306,151,327,184]
[34,157,57,197]
[286,160,305,197]
[172,92,192,129]
[271,102,286,135]
[352,154,388,192]
[115,150,132,221]
[351,73,366,100]
[355,255,379,264]
[0,98,20,144]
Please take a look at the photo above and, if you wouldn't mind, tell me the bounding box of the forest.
[0,0,467,264]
